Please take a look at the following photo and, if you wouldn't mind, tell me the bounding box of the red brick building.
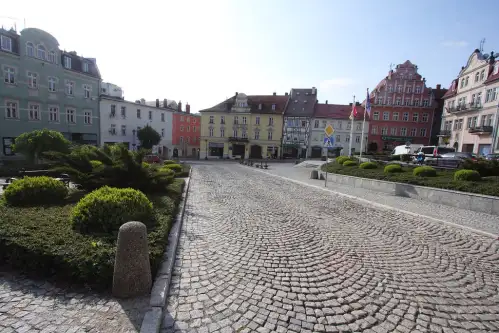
[172,102,201,157]
[367,60,442,152]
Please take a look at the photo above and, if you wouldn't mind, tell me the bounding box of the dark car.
[485,153,499,161]
[441,152,477,161]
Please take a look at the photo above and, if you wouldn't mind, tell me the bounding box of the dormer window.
[494,63,499,75]
[37,45,46,60]
[1,35,12,52]
[82,62,89,73]
[26,42,34,57]
[271,104,276,110]
[64,56,71,69]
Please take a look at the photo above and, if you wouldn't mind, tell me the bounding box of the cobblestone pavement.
[164,163,499,333]
[0,271,149,333]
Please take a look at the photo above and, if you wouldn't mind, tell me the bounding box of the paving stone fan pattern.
[165,164,499,333]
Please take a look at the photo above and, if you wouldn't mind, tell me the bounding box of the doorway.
[232,144,245,157]
[250,145,262,159]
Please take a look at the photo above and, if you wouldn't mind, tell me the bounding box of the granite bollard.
[310,170,319,179]
[113,221,152,298]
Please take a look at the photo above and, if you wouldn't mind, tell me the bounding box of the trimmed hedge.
[71,186,154,234]
[162,163,183,173]
[3,176,68,206]
[384,164,403,173]
[343,160,357,167]
[163,160,177,165]
[455,169,481,181]
[359,162,377,169]
[336,156,351,165]
[413,166,437,177]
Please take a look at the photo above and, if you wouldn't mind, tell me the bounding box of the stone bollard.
[310,170,319,179]
[113,221,152,298]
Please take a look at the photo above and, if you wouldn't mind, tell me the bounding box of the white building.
[440,50,499,155]
[99,85,176,157]
[310,102,369,156]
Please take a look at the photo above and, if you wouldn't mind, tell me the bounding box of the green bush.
[343,160,357,167]
[163,160,177,165]
[461,159,499,177]
[3,176,68,206]
[454,169,481,181]
[413,166,437,177]
[71,186,154,234]
[336,156,351,165]
[90,160,103,169]
[384,164,403,173]
[162,163,183,173]
[360,162,377,169]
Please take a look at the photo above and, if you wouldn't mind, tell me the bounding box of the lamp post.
[205,139,208,160]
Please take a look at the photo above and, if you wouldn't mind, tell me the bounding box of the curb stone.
[140,168,193,333]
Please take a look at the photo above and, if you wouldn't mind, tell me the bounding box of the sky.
[3,0,499,113]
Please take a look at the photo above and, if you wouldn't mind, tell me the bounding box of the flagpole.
[349,95,355,157]
[360,89,368,159]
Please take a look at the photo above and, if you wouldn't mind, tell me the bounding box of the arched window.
[37,45,46,60]
[48,51,56,63]
[26,42,34,57]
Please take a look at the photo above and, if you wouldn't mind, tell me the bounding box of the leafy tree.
[137,126,161,149]
[13,129,70,163]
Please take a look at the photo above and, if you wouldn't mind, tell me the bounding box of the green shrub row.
[384,164,402,173]
[336,156,351,165]
[413,166,437,177]
[454,169,481,181]
[359,162,377,169]
[343,160,357,167]
[3,176,68,206]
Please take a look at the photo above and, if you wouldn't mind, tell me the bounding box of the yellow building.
[200,92,288,159]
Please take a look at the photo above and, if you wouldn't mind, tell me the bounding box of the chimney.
[436,84,441,90]
[273,92,276,96]
[163,99,168,108]
[235,92,238,96]
[155,99,159,107]
[186,103,190,114]
[178,101,182,112]
[325,100,328,104]
[285,92,288,96]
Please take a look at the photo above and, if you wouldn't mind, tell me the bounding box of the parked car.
[441,152,478,161]
[390,144,421,156]
[485,153,499,161]
[144,154,161,163]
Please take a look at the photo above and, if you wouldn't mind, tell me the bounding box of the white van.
[391,144,421,156]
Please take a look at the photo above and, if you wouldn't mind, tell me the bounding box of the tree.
[13,129,71,163]
[137,125,161,150]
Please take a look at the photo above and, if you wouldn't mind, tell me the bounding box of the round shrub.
[413,166,437,177]
[360,162,377,169]
[384,164,403,173]
[454,169,481,181]
[343,160,357,167]
[162,163,183,173]
[163,160,177,165]
[90,160,103,169]
[3,176,68,206]
[71,186,154,234]
[336,156,351,165]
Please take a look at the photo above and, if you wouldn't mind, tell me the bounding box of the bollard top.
[119,221,147,233]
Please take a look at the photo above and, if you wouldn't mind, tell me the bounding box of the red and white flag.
[349,104,358,120]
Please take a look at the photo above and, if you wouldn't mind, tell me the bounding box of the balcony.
[228,137,249,143]
[469,126,493,135]
[468,103,483,110]
[437,130,451,137]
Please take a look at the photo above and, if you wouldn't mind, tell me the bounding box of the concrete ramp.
[294,160,330,168]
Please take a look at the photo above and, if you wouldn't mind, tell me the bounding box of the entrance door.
[232,144,245,157]
[250,145,262,159]
[311,146,322,158]
[462,144,474,153]
[192,148,197,157]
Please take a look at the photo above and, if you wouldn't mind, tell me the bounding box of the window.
[121,106,126,118]
[180,137,184,144]
[467,117,472,129]
[1,35,12,51]
[26,42,34,56]
[82,62,89,72]
[254,130,259,140]
[186,137,190,143]
[487,114,493,126]
[415,86,421,94]
[37,45,46,60]
[48,51,56,63]
[356,123,361,131]
[180,126,184,132]
[242,116,247,124]
[338,121,342,129]
[161,113,165,122]
[414,99,420,106]
[234,116,239,124]
[373,111,379,120]
[410,128,417,136]
[48,106,59,122]
[48,77,57,92]
[209,115,214,124]
[209,128,214,137]
[476,92,482,105]
[381,127,388,135]
[233,129,238,137]
[390,128,397,135]
[336,135,341,142]
[493,87,499,101]
[148,110,152,120]
[121,125,126,136]
[355,136,360,143]
[314,120,319,128]
[83,85,91,98]
[406,87,412,93]
[64,56,71,69]
[397,85,402,93]
[137,109,141,119]
[269,117,274,126]
[400,128,407,136]
[193,127,197,132]
[84,110,92,124]
[3,137,15,156]
[494,64,499,75]
[187,126,191,132]
[65,81,74,95]
[242,131,247,139]
[345,136,350,143]
[29,104,40,120]
[110,105,116,117]
[4,66,15,84]
[272,104,276,110]
[378,97,383,105]
[347,123,351,130]
[458,119,463,130]
[383,112,389,121]
[66,108,76,123]
[480,70,485,81]
[371,126,378,135]
[465,76,469,86]
[187,117,190,123]
[27,72,38,88]
[412,113,419,122]
[220,128,225,137]
[161,129,164,137]
[403,112,409,121]
[475,72,480,82]
[396,98,401,105]
[220,116,225,124]
[5,101,18,119]
[422,100,429,107]
[422,113,429,122]
[460,78,465,88]
[322,120,327,128]
[393,112,399,121]
[387,85,393,93]
[404,99,410,106]
[268,131,273,140]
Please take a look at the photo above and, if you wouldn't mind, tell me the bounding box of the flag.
[365,89,371,117]
[349,105,358,120]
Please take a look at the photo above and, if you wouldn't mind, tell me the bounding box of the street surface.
[164,162,499,333]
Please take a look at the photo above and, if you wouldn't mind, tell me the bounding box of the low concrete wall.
[319,171,499,216]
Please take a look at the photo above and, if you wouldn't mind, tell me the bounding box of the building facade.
[99,89,175,157]
[367,60,439,152]
[282,88,317,158]
[172,103,201,157]
[1,27,101,158]
[200,92,287,159]
[310,102,368,157]
[439,50,499,155]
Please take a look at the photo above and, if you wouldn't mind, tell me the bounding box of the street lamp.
[205,139,208,160]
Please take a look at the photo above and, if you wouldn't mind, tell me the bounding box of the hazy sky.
[3,0,498,112]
